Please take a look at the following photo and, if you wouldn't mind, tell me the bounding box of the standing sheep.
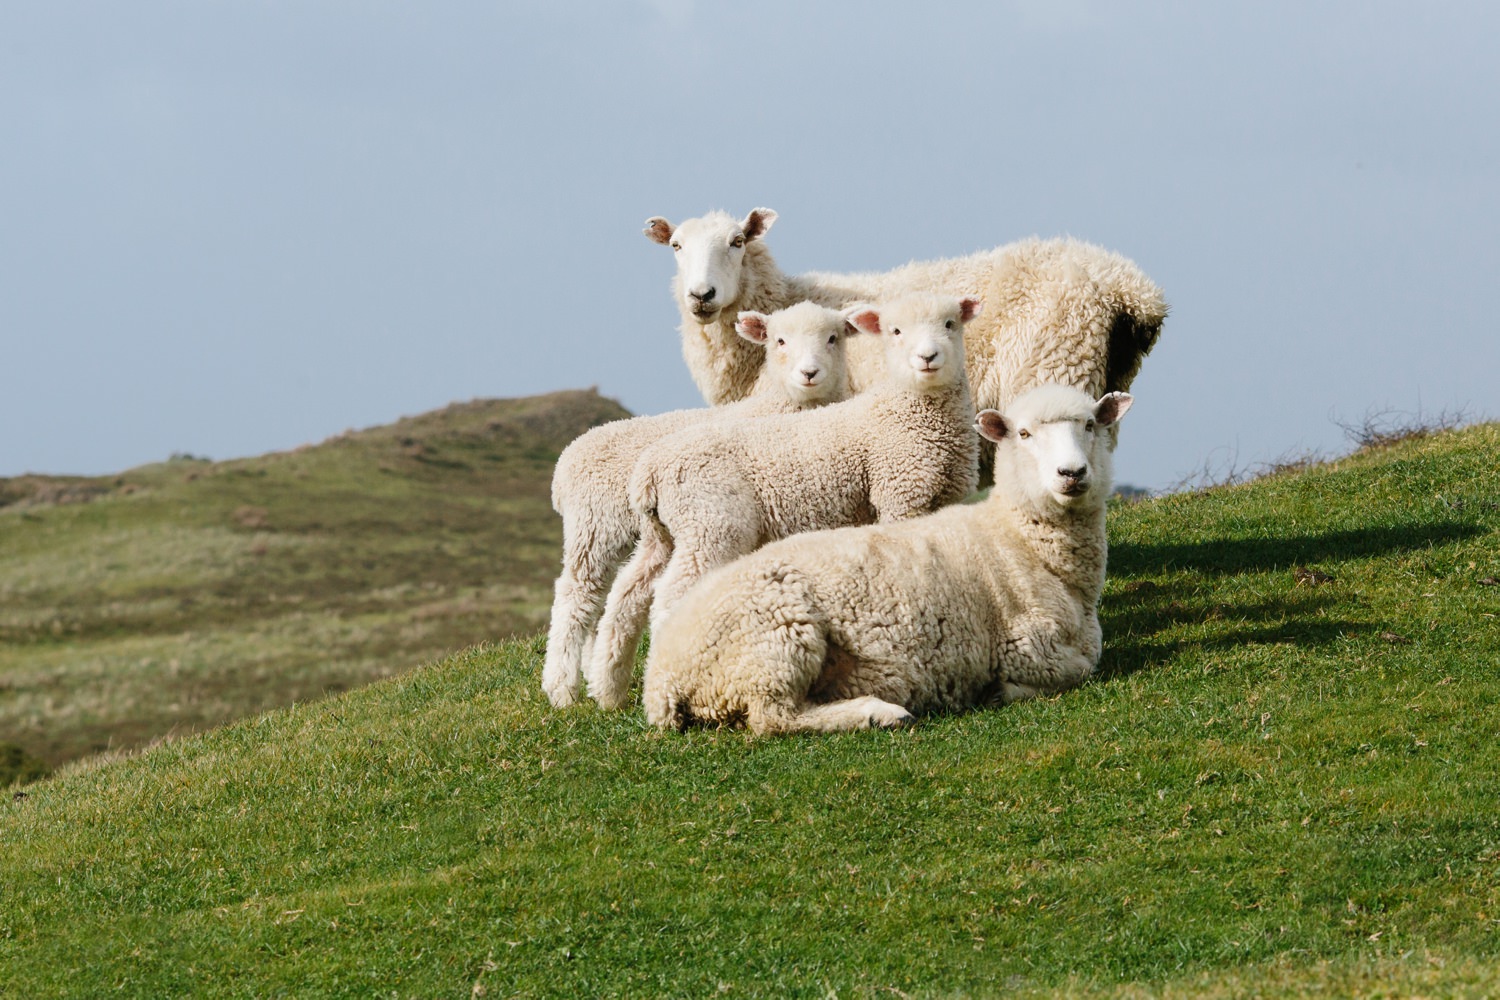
[641,384,1134,734]
[542,302,859,707]
[645,207,1165,472]
[586,294,980,709]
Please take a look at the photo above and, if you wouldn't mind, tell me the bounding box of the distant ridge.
[0,389,631,768]
[1,388,632,506]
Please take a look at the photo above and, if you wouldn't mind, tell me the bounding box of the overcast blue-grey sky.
[2,1,1495,489]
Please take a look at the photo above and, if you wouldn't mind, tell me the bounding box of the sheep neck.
[999,500,1108,605]
[866,371,973,419]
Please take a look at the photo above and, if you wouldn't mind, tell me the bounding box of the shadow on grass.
[1099,587,1358,682]
[1110,521,1481,578]
[1098,521,1481,682]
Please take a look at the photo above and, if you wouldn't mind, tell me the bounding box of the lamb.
[585,293,981,709]
[645,207,1165,472]
[641,383,1134,734]
[541,302,858,707]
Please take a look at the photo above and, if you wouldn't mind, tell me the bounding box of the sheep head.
[846,293,979,393]
[736,302,854,404]
[645,208,777,324]
[977,386,1133,511]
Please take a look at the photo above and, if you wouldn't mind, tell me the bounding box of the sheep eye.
[892,328,902,337]
[827,334,836,344]
[670,242,681,252]
[1085,420,1096,432]
[945,319,955,330]
[1018,429,1031,439]
[776,338,785,347]
[731,236,745,248]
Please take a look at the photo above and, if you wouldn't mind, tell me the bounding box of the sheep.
[585,293,981,709]
[640,383,1134,734]
[541,301,859,707]
[645,207,1165,474]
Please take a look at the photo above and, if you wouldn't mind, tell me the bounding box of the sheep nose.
[1058,466,1086,480]
[800,367,821,381]
[919,350,940,364]
[689,286,716,304]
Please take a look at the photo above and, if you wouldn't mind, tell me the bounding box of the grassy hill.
[1,420,1496,996]
[0,390,629,772]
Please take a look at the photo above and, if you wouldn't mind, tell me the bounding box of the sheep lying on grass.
[586,294,980,709]
[541,304,856,707]
[645,207,1164,469]
[641,383,1134,734]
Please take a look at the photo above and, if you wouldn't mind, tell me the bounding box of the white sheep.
[645,208,1165,472]
[640,383,1134,734]
[585,293,981,709]
[541,302,858,707]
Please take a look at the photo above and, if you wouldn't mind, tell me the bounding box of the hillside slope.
[0,390,630,770]
[0,422,1496,996]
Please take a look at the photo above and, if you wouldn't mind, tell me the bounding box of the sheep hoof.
[542,677,580,709]
[589,687,632,711]
[867,703,916,729]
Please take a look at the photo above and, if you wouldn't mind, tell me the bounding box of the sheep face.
[847,293,980,392]
[645,208,777,324]
[736,302,853,404]
[977,387,1133,509]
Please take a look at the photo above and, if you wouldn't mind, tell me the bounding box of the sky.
[2,1,1496,490]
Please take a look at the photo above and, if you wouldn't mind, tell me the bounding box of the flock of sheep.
[541,208,1167,733]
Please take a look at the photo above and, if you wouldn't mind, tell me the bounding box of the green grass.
[1,422,1497,997]
[0,390,629,771]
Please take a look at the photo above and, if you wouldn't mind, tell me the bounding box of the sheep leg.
[734,583,915,734]
[755,696,915,734]
[587,522,672,709]
[998,682,1041,704]
[998,621,1097,700]
[541,517,637,707]
[648,526,759,633]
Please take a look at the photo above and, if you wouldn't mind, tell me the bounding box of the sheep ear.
[847,308,882,335]
[959,297,983,324]
[644,217,675,245]
[735,312,769,344]
[1094,392,1134,427]
[742,208,777,242]
[975,409,1010,443]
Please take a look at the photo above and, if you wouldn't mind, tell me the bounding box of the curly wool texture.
[641,384,1127,734]
[585,295,979,709]
[541,305,855,708]
[656,210,1166,424]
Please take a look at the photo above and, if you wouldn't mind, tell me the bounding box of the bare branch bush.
[1331,403,1472,452]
